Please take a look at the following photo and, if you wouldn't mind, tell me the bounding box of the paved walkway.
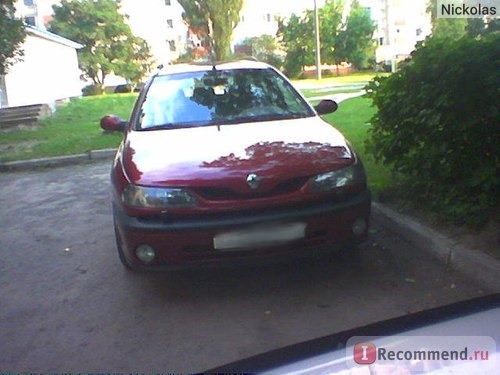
[307,90,366,102]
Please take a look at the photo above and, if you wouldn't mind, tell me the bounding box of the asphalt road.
[0,162,489,373]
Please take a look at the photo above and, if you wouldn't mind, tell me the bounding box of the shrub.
[82,84,104,96]
[114,84,133,93]
[235,35,284,69]
[365,34,499,226]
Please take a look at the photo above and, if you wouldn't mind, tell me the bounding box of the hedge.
[365,33,499,225]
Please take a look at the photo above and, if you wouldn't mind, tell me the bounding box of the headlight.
[310,161,366,193]
[122,184,197,208]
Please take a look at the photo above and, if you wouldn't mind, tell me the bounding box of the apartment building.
[120,0,188,64]
[14,0,189,65]
[232,0,318,45]
[13,0,48,28]
[361,0,431,63]
[234,0,431,65]
[13,0,432,68]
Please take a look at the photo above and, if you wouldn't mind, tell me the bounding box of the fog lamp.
[136,245,156,263]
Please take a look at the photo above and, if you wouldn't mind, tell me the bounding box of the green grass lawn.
[292,72,389,88]
[325,97,392,195]
[0,94,137,162]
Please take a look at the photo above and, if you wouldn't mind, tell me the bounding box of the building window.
[24,0,35,6]
[240,15,245,22]
[168,40,176,51]
[379,37,384,45]
[24,16,36,26]
[167,19,173,28]
[416,28,422,36]
[265,13,271,22]
[165,0,171,5]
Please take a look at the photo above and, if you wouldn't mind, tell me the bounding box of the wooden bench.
[0,104,51,130]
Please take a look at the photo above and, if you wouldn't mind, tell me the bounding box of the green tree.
[427,0,467,40]
[0,0,26,75]
[277,0,344,78]
[337,0,376,69]
[466,18,500,37]
[115,37,154,88]
[238,35,283,68]
[49,0,152,88]
[277,12,315,77]
[178,0,243,61]
[318,0,344,66]
[279,0,374,76]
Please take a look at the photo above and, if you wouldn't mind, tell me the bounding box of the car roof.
[157,59,273,76]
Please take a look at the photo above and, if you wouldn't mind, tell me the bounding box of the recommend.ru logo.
[353,342,377,364]
[347,336,496,373]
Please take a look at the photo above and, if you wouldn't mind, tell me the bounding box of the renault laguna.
[103,60,371,271]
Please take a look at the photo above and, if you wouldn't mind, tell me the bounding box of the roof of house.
[26,26,83,49]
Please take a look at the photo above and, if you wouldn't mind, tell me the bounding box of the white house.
[0,26,83,109]
[1,1,84,109]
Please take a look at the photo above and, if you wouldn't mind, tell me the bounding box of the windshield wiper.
[213,113,311,125]
[139,121,210,131]
[139,123,174,131]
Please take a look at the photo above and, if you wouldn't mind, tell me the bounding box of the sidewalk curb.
[372,202,500,292]
[0,148,116,172]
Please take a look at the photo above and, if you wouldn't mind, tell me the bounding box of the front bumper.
[113,190,371,269]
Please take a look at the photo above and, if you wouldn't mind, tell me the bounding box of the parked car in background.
[102,60,371,271]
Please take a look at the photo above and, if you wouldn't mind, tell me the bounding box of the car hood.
[121,117,354,187]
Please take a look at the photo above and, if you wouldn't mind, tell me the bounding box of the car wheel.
[113,220,140,272]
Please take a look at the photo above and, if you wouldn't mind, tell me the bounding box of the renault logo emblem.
[246,173,261,190]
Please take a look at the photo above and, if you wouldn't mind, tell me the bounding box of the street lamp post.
[314,0,321,80]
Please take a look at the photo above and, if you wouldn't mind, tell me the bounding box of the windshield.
[135,68,314,130]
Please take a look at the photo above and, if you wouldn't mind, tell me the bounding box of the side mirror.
[100,115,128,132]
[314,99,338,115]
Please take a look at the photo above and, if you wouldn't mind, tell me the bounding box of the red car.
[104,60,371,270]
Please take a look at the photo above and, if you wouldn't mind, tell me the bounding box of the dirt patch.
[0,123,40,132]
[0,140,41,158]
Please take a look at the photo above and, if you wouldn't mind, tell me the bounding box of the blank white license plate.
[213,222,306,250]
